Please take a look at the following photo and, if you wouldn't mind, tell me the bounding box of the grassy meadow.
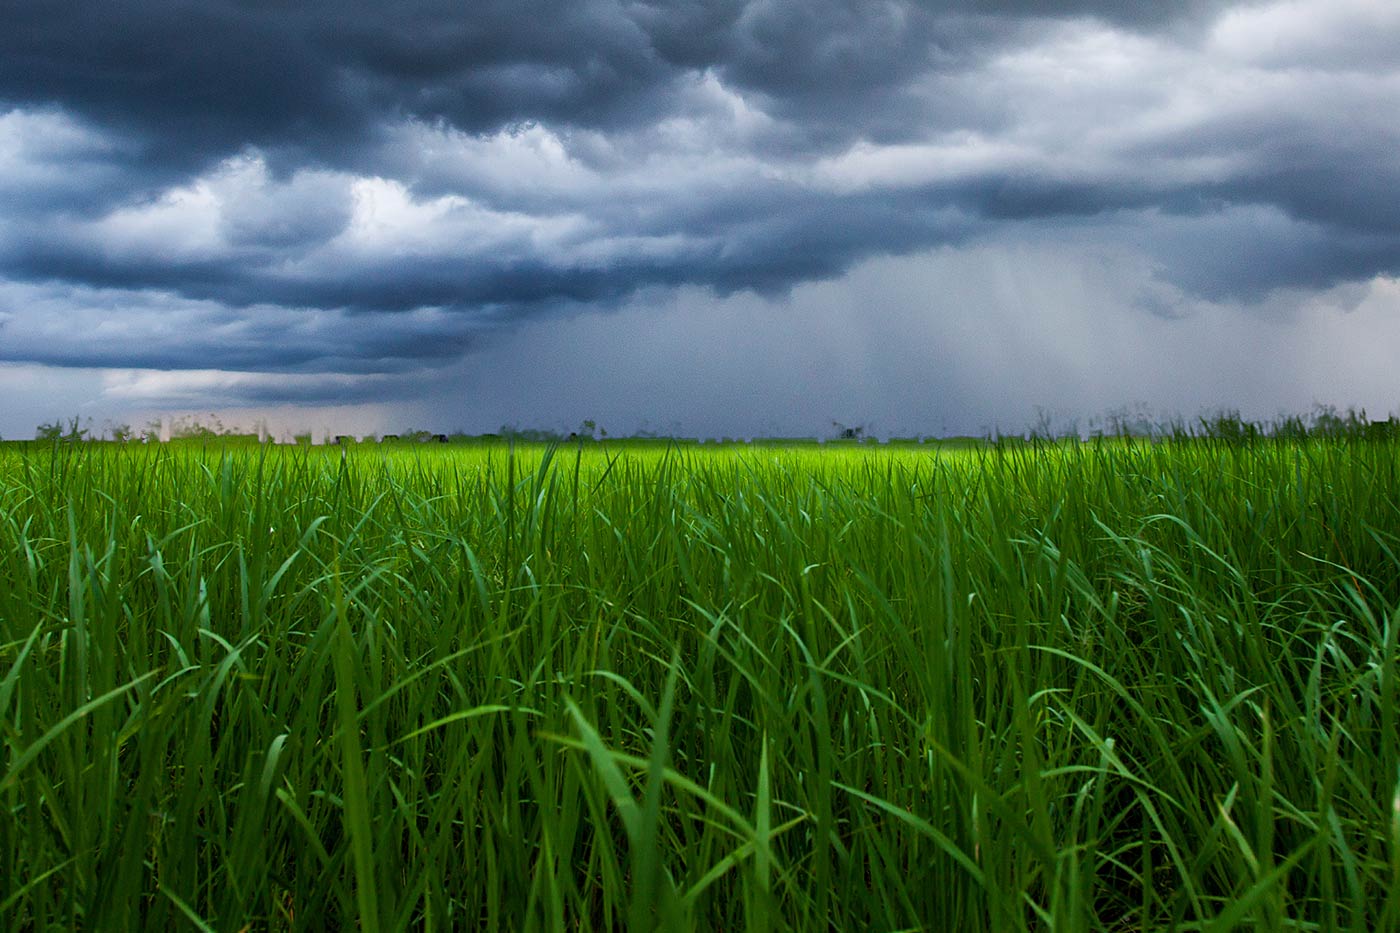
[1,434,1398,930]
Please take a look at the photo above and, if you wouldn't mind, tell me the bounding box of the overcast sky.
[2,0,1398,439]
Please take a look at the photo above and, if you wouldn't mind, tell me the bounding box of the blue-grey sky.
[2,0,1398,438]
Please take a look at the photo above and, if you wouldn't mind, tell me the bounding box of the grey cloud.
[3,0,1400,403]
[1,0,1234,172]
[416,245,1400,440]
[963,0,1228,27]
[2,0,671,175]
[988,206,1400,307]
[219,173,355,249]
[4,1,364,151]
[0,280,476,373]
[101,370,425,408]
[5,188,979,314]
[0,108,140,212]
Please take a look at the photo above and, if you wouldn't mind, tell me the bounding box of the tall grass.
[1,435,1397,930]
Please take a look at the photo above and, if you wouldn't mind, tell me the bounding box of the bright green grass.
[1,436,1398,930]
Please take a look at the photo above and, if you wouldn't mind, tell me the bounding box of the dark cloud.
[2,0,1400,407]
[963,0,1227,27]
[0,280,476,374]
[0,0,1232,168]
[2,174,980,315]
[182,374,425,407]
[2,2,358,181]
[2,0,670,174]
[102,370,426,408]
[415,247,1400,440]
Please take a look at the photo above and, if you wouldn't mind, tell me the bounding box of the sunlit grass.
[1,435,1397,929]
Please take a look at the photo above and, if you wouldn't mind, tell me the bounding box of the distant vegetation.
[2,424,1398,928]
[29,404,1400,446]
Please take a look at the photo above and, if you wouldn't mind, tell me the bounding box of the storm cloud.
[1,0,1398,432]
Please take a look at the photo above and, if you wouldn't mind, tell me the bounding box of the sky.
[2,0,1398,439]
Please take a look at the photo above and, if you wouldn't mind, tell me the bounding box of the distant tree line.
[23,405,1400,446]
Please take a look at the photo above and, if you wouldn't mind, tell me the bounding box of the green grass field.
[1,436,1397,930]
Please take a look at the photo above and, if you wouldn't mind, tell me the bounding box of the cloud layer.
[2,0,1398,430]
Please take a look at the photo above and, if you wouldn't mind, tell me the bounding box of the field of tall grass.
[1,435,1397,930]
